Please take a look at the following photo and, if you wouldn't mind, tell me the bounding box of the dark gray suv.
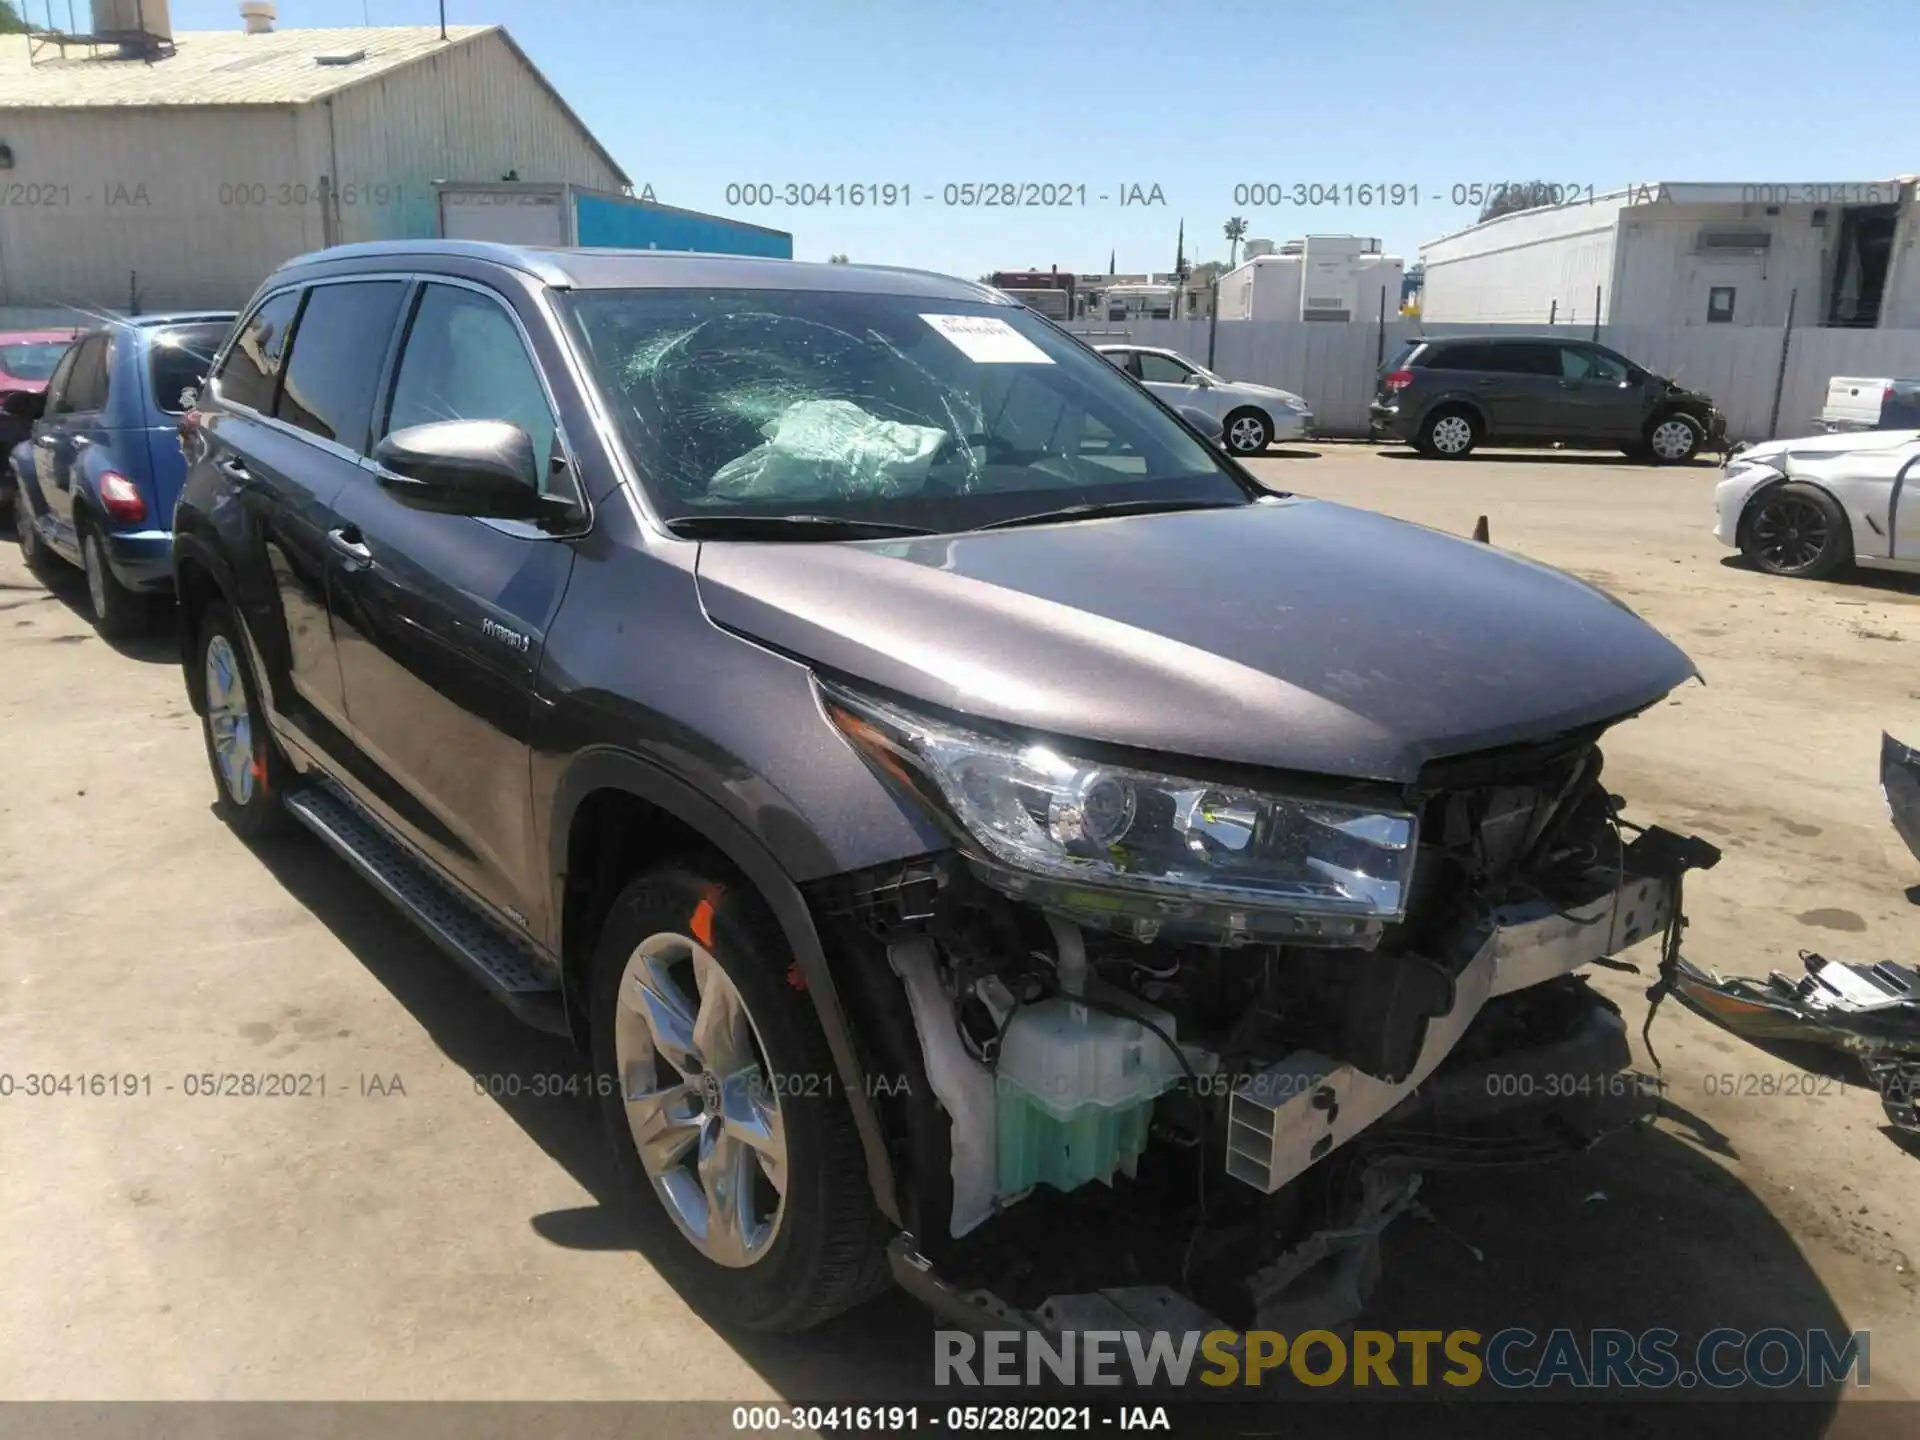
[173,241,1718,1335]
[1370,335,1726,462]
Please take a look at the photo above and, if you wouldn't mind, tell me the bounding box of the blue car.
[11,312,235,634]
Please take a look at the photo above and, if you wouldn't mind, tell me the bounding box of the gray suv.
[173,242,1718,1335]
[1370,335,1726,462]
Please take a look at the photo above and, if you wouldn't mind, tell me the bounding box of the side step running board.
[286,782,571,1037]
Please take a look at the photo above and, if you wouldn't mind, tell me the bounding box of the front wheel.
[196,604,294,839]
[1644,413,1704,464]
[1741,482,1850,580]
[591,863,887,1331]
[1223,408,1273,455]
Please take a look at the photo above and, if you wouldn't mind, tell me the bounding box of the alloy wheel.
[1431,415,1473,454]
[1227,415,1268,453]
[1649,418,1697,461]
[615,931,788,1268]
[1750,497,1829,573]
[203,634,256,806]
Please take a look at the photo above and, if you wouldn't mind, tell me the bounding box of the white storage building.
[0,4,629,312]
[1419,180,1920,330]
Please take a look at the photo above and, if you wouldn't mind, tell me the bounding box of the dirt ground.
[1,445,1916,1433]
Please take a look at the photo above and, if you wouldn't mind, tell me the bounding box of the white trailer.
[1217,237,1404,322]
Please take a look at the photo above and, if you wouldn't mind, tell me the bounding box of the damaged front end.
[809,681,1720,1334]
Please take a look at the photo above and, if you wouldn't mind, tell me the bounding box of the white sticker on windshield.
[920,313,1055,365]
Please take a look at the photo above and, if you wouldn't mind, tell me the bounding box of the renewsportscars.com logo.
[935,1327,1870,1391]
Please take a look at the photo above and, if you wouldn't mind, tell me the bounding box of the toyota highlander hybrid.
[172,241,1720,1335]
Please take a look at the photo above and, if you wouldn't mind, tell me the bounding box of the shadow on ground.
[1717,552,1920,601]
[15,558,181,663]
[250,831,1856,1434]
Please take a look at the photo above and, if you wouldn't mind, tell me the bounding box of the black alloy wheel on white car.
[1740,482,1850,580]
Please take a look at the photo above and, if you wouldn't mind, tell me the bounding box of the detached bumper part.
[1226,870,1675,1193]
[1882,732,1920,865]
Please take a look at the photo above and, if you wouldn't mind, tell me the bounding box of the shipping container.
[434,182,793,259]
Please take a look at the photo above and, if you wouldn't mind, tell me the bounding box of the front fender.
[547,746,904,1226]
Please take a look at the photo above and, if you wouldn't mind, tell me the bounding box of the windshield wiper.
[975,497,1247,531]
[664,513,939,541]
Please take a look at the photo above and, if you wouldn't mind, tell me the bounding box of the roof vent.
[239,1,276,34]
[315,50,368,66]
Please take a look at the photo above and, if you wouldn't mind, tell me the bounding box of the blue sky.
[164,0,1918,276]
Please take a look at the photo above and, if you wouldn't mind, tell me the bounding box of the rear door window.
[148,323,232,415]
[214,290,301,416]
[57,333,110,413]
[274,281,408,450]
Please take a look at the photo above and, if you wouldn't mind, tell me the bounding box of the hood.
[1735,428,1920,466]
[694,498,1698,783]
[1235,381,1308,405]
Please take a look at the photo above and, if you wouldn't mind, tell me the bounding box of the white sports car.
[1096,345,1314,455]
[1714,428,1920,579]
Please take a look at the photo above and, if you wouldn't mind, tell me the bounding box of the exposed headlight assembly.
[820,681,1418,945]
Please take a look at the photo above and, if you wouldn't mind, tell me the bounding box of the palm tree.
[1223,216,1248,267]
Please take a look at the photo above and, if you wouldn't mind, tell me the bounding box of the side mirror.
[1189,373,1212,387]
[1625,367,1648,385]
[373,420,569,521]
[3,390,46,421]
[1178,405,1226,448]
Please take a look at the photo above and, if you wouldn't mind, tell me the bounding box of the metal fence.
[1063,317,1920,443]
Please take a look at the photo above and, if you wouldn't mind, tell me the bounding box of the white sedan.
[1715,428,1920,579]
[1096,345,1313,455]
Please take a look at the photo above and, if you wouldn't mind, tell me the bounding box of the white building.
[0,4,629,311]
[1419,180,1920,330]
[1216,236,1405,322]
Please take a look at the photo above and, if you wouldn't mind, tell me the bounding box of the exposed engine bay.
[811,719,1723,1333]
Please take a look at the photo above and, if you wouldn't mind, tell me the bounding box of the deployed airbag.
[707,399,948,502]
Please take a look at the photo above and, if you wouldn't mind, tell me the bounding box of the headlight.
[1282,395,1312,412]
[820,681,1418,945]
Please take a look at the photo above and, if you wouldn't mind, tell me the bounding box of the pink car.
[0,329,77,515]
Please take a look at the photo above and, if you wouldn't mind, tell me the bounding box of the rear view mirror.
[2,390,45,421]
[374,420,569,521]
[1178,405,1226,448]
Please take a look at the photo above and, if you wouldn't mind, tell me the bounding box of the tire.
[1222,408,1273,455]
[1417,407,1479,459]
[590,862,888,1332]
[14,485,54,577]
[1740,482,1850,580]
[195,603,295,839]
[80,522,147,638]
[1643,412,1704,465]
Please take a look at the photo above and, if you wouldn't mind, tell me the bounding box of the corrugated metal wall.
[0,107,324,312]
[1063,317,1920,442]
[0,31,623,313]
[329,31,624,246]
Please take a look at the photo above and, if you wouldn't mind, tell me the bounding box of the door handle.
[326,527,374,570]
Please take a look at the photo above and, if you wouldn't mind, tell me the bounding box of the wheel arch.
[1423,395,1487,431]
[550,747,902,1227]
